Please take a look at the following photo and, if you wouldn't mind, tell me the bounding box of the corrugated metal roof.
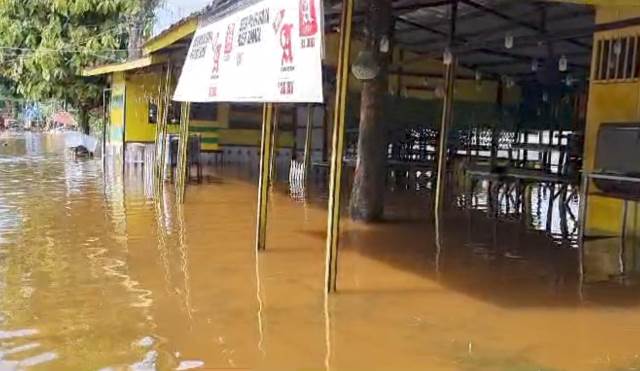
[143,0,599,83]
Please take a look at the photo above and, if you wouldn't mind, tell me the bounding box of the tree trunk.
[128,0,160,60]
[349,0,393,222]
[79,106,90,135]
[128,26,143,59]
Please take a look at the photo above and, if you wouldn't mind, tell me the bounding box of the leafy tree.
[0,0,155,133]
[128,0,163,59]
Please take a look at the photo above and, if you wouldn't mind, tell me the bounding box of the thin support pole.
[434,62,457,217]
[176,102,191,204]
[303,104,314,183]
[269,105,279,182]
[122,85,128,175]
[154,62,173,199]
[102,88,110,163]
[434,0,458,219]
[256,103,275,252]
[325,0,354,294]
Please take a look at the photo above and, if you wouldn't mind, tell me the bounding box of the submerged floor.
[0,133,640,370]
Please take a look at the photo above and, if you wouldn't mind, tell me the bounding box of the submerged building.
[83,0,640,290]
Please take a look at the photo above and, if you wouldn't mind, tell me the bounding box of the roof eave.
[82,54,169,77]
[143,17,199,55]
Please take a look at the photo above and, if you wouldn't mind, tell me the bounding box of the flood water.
[1,132,640,370]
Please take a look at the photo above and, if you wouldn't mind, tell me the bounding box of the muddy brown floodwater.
[0,132,640,370]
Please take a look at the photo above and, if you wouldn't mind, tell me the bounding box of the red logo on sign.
[224,24,235,54]
[273,10,285,34]
[280,24,294,66]
[299,0,318,37]
[211,33,222,76]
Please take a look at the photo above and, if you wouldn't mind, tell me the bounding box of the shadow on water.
[281,168,640,309]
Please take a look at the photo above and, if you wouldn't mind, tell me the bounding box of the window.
[148,102,158,124]
[190,103,218,121]
[168,102,181,125]
[594,35,640,82]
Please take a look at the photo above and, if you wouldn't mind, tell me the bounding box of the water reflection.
[1,133,640,370]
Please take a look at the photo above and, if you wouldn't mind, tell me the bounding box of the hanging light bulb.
[443,48,453,65]
[614,39,623,56]
[379,35,390,53]
[505,33,514,49]
[566,74,574,87]
[531,59,539,72]
[559,55,568,72]
[542,91,549,102]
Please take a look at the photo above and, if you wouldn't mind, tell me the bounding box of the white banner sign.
[174,0,324,103]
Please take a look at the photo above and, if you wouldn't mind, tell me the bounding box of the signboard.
[174,0,324,104]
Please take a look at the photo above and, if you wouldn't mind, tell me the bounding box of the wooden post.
[434,0,458,218]
[325,0,354,293]
[256,103,275,251]
[303,104,314,182]
[176,102,191,204]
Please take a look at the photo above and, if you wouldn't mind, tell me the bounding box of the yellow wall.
[584,5,640,236]
[125,71,161,143]
[121,70,229,151]
[219,129,294,147]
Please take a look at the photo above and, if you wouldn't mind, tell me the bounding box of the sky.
[153,0,212,36]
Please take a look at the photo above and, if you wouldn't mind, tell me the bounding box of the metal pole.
[578,172,590,282]
[122,85,127,176]
[325,0,354,294]
[102,88,110,164]
[256,103,274,251]
[176,102,191,204]
[434,0,458,218]
[303,104,314,183]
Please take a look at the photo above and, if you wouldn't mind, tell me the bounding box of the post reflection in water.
[3,133,640,370]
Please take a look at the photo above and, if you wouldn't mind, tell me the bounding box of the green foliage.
[0,0,140,109]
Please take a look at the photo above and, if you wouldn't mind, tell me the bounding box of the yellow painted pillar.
[325,0,354,293]
[256,103,275,251]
